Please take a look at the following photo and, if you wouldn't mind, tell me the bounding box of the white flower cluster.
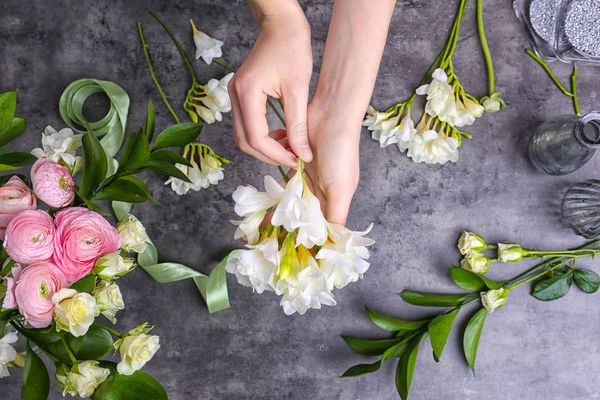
[365,68,485,165]
[189,73,234,125]
[165,144,226,195]
[31,126,82,173]
[226,163,375,315]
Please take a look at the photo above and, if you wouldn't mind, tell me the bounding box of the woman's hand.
[228,1,313,168]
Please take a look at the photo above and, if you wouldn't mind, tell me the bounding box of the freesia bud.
[278,233,298,280]
[457,232,487,255]
[480,92,506,112]
[460,251,490,274]
[480,288,508,313]
[497,243,525,263]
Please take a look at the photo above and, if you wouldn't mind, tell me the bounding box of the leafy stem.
[571,65,580,116]
[92,322,123,338]
[61,336,78,364]
[525,49,574,97]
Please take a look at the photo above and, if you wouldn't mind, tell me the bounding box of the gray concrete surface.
[1,0,600,399]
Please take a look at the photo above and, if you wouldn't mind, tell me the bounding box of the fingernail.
[300,145,313,161]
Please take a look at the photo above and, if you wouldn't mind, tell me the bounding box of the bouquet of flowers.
[226,160,375,315]
[0,88,203,399]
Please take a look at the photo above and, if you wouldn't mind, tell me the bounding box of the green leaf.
[574,269,600,293]
[91,176,158,204]
[463,307,487,373]
[0,308,19,336]
[365,307,429,332]
[0,152,37,171]
[19,326,62,346]
[428,308,460,362]
[340,360,382,378]
[70,275,96,293]
[531,270,573,301]
[395,335,423,400]
[80,131,108,198]
[73,325,113,359]
[0,117,26,148]
[0,90,17,133]
[400,290,473,307]
[118,128,151,173]
[152,122,202,150]
[97,362,168,400]
[449,267,486,291]
[382,333,419,361]
[22,341,50,400]
[145,100,156,143]
[342,336,402,356]
[74,187,110,216]
[139,159,191,183]
[150,149,192,167]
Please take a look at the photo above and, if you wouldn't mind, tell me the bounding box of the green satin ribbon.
[59,79,130,159]
[113,202,233,313]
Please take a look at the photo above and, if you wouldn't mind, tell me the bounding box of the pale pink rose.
[0,176,37,240]
[53,207,121,283]
[2,264,23,309]
[4,210,55,264]
[30,158,74,209]
[10,261,67,328]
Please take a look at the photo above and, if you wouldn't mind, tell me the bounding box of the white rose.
[457,232,487,255]
[52,289,100,337]
[460,251,490,274]
[117,333,160,375]
[480,288,508,313]
[117,215,148,253]
[94,281,125,324]
[498,243,525,263]
[60,361,110,398]
[95,251,135,280]
[191,19,224,64]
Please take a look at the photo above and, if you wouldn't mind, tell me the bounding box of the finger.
[282,86,312,162]
[277,137,290,150]
[239,91,297,167]
[325,184,356,226]
[269,128,287,141]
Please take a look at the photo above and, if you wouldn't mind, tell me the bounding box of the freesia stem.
[213,59,237,73]
[525,49,573,97]
[138,23,182,124]
[476,0,495,94]
[93,322,123,338]
[61,336,78,364]
[571,65,581,116]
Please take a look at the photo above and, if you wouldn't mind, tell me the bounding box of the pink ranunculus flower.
[0,176,37,240]
[9,261,67,328]
[2,264,23,309]
[4,209,55,264]
[30,158,74,209]
[53,207,121,284]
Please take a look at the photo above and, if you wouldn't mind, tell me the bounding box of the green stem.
[93,322,123,338]
[571,65,580,116]
[507,258,573,290]
[525,49,573,97]
[476,0,495,94]
[213,59,237,73]
[60,336,78,364]
[441,0,469,67]
[138,23,181,124]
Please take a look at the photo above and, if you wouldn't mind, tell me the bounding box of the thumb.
[283,87,312,162]
[326,183,356,226]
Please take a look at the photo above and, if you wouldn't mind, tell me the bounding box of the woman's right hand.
[228,1,313,168]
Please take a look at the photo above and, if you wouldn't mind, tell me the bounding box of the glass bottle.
[561,179,600,239]
[528,112,600,175]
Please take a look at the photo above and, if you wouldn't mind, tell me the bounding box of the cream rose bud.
[117,333,160,375]
[94,281,125,324]
[52,289,100,337]
[460,251,490,274]
[457,232,487,255]
[497,243,525,263]
[94,251,135,280]
[480,288,508,313]
[117,215,148,253]
[57,361,110,398]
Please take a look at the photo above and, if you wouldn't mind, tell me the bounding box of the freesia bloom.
[198,73,234,123]
[407,129,459,165]
[416,68,456,121]
[52,288,100,337]
[165,163,196,195]
[31,126,82,171]
[448,96,484,127]
[190,19,223,64]
[117,332,160,375]
[0,331,19,378]
[93,280,125,324]
[196,153,225,189]
[461,251,490,274]
[4,209,55,264]
[396,114,417,152]
[371,114,401,148]
[57,361,110,398]
[232,209,267,245]
[53,207,121,284]
[457,232,487,255]
[94,252,135,280]
[497,243,525,263]
[116,215,147,253]
[480,288,508,313]
[8,262,67,328]
[30,158,74,208]
[232,176,283,218]
[362,106,395,131]
[271,171,304,232]
[0,176,37,240]
[295,180,328,248]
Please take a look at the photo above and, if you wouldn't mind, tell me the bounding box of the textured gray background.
[1,0,600,399]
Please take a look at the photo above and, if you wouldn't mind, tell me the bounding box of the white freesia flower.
[457,232,486,255]
[31,126,82,172]
[448,96,484,127]
[396,114,417,152]
[481,288,508,313]
[371,114,401,148]
[191,19,224,64]
[192,104,217,124]
[232,209,266,245]
[58,361,110,398]
[198,73,234,123]
[362,106,395,131]
[117,333,160,375]
[95,252,135,280]
[52,289,100,337]
[232,175,284,217]
[117,215,148,253]
[416,69,456,121]
[94,281,125,324]
[0,332,18,378]
[196,153,225,189]
[407,129,459,165]
[226,231,280,293]
[295,181,328,248]
[165,162,196,195]
[497,243,525,263]
[460,251,490,274]
[271,171,304,232]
